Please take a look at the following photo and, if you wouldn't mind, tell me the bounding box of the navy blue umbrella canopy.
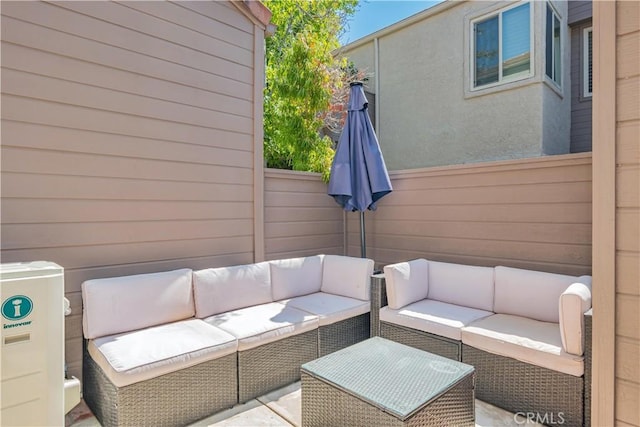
[328,82,392,257]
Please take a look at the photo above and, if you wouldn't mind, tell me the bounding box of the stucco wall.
[542,1,572,155]
[338,41,376,93]
[542,85,572,155]
[342,0,573,170]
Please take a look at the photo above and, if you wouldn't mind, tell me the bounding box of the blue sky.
[340,0,444,45]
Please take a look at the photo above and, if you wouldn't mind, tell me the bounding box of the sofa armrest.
[559,282,592,356]
[383,259,429,309]
[370,273,388,337]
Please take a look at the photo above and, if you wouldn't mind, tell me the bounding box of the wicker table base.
[301,337,475,427]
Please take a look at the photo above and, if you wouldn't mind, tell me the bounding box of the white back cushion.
[82,269,193,339]
[427,261,495,312]
[321,255,374,301]
[193,262,271,318]
[270,255,323,301]
[494,266,588,323]
[383,259,429,309]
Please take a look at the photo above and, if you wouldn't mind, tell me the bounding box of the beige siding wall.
[615,2,640,425]
[264,169,344,260]
[1,1,263,379]
[347,153,592,276]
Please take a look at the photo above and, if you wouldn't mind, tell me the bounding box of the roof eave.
[339,0,465,52]
[232,0,273,33]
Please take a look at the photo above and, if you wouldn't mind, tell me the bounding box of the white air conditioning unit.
[1,261,65,426]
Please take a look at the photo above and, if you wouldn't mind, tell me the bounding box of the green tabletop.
[301,337,475,420]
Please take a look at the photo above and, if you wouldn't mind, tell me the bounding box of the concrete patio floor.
[67,381,544,427]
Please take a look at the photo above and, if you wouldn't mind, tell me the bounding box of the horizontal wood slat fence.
[345,153,593,276]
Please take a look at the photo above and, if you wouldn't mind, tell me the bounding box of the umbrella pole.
[360,211,366,258]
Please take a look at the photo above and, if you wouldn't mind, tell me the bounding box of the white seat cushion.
[193,262,272,318]
[203,302,319,351]
[87,319,237,387]
[82,269,194,339]
[321,255,374,301]
[379,299,493,340]
[461,314,584,377]
[270,255,323,301]
[383,259,429,310]
[427,261,495,312]
[278,292,369,326]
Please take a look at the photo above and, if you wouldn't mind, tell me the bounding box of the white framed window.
[583,27,592,97]
[545,3,562,87]
[471,2,533,90]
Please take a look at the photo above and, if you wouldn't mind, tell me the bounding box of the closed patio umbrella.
[328,82,392,258]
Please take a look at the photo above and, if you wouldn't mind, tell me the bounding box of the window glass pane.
[502,3,530,79]
[475,16,499,86]
[545,5,553,78]
[553,14,561,84]
[587,30,592,93]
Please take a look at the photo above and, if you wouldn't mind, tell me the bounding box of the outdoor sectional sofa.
[371,259,592,427]
[81,254,374,427]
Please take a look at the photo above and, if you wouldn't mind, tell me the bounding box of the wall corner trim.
[590,1,616,426]
[253,25,265,262]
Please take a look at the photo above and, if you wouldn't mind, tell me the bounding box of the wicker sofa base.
[301,371,475,427]
[584,311,592,427]
[238,329,318,402]
[319,313,370,357]
[462,344,583,427]
[83,349,238,427]
[380,321,461,361]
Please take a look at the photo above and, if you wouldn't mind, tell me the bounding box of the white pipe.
[374,37,380,134]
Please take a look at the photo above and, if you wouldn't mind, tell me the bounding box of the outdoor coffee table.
[301,336,475,426]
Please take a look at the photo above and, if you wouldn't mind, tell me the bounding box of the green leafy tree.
[263,0,358,181]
